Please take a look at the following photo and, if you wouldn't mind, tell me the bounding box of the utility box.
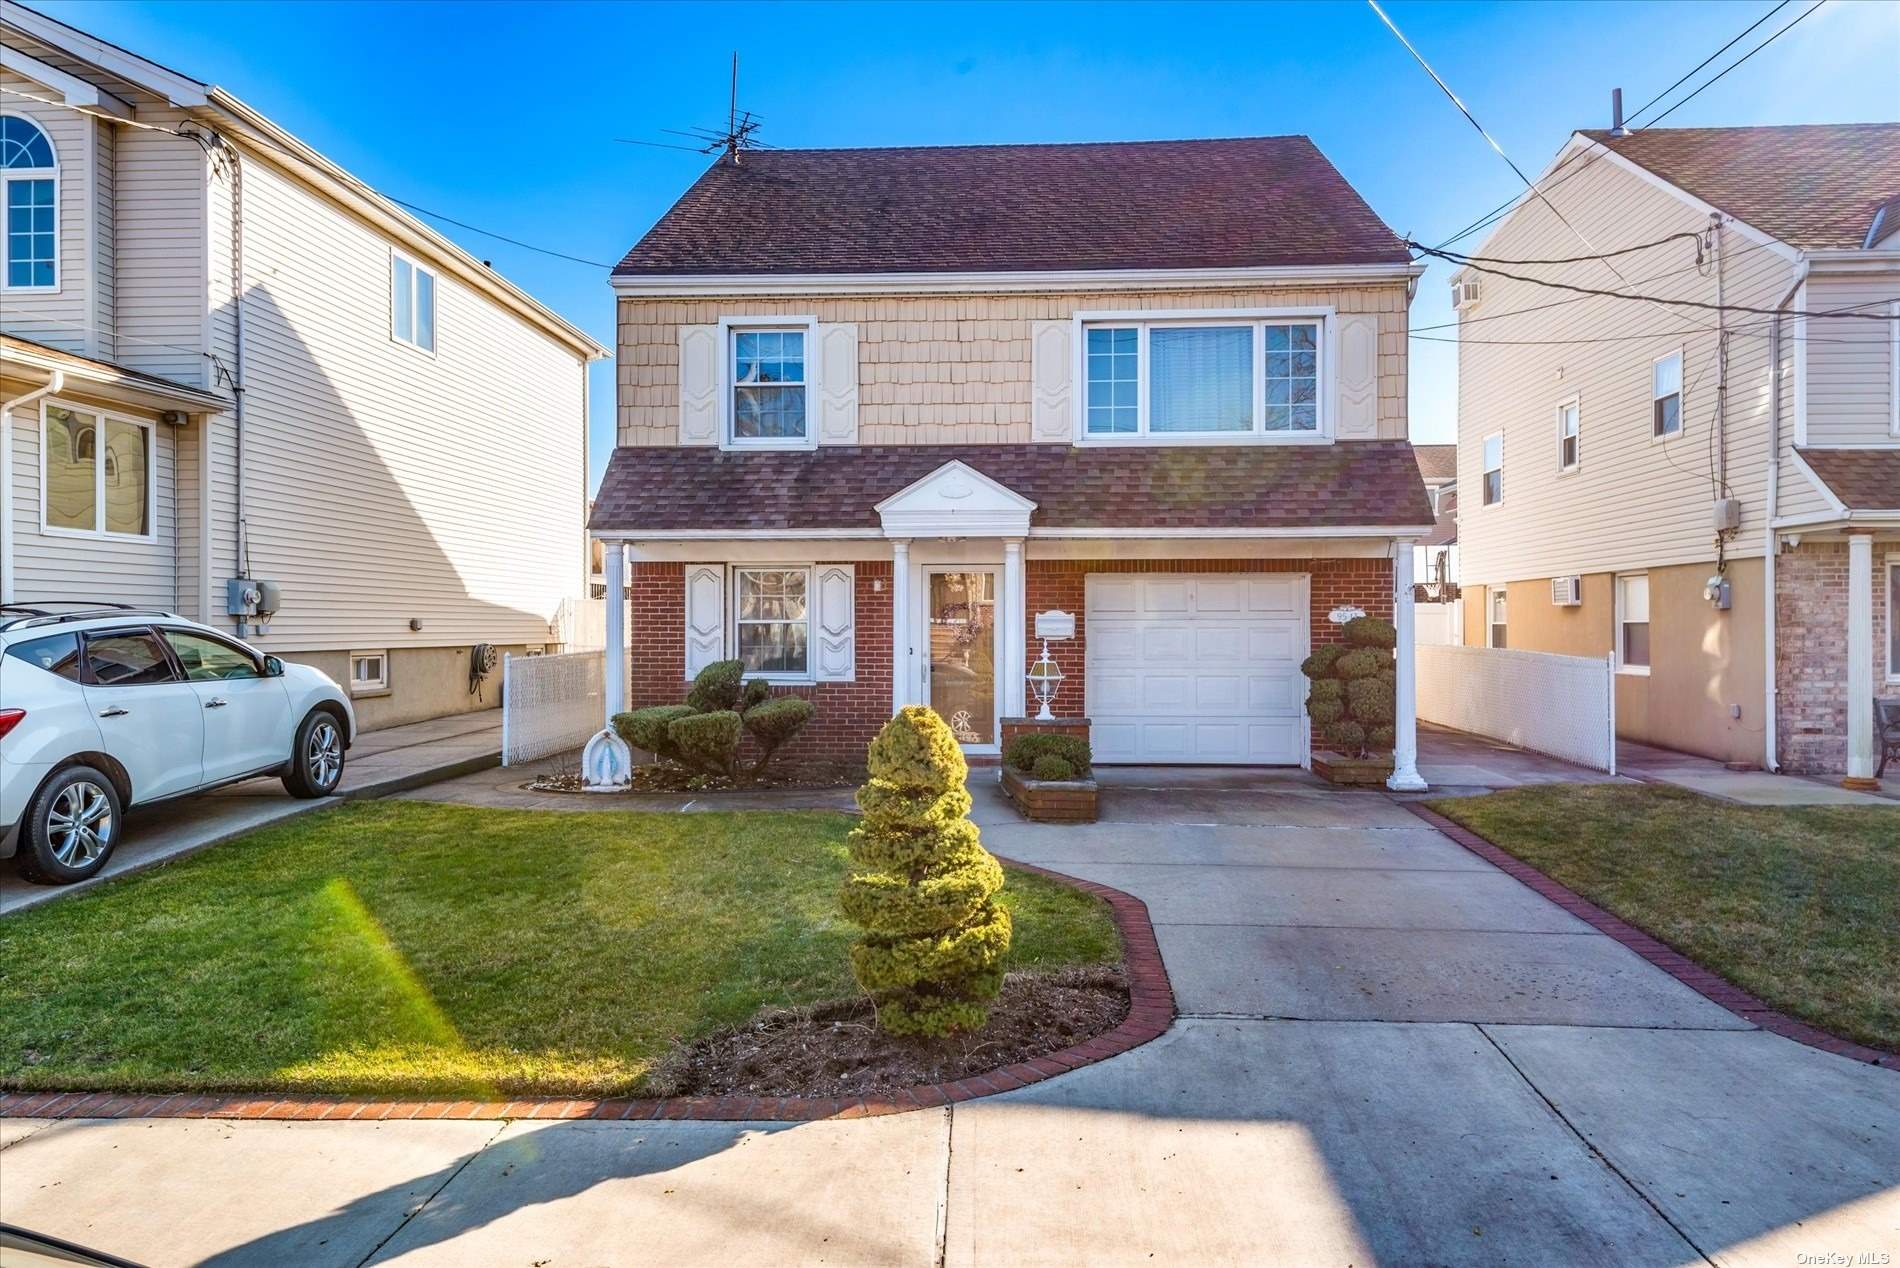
[1712,498,1742,532]
[225,577,261,618]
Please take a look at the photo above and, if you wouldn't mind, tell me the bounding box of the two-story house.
[588,137,1436,784]
[1452,122,1899,784]
[1,3,606,728]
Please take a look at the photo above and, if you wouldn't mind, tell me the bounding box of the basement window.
[350,651,389,694]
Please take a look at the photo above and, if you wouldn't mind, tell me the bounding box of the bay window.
[1081,314,1326,441]
[42,404,152,539]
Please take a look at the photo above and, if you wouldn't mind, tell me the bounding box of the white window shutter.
[678,325,719,445]
[817,324,859,444]
[814,564,856,681]
[1031,320,1073,442]
[684,565,726,678]
[1335,313,1379,439]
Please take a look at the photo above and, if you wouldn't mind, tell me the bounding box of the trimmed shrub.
[1368,725,1396,749]
[1307,696,1346,726]
[1347,674,1397,728]
[668,710,743,777]
[1003,732,1092,777]
[1344,616,1398,650]
[615,705,695,762]
[1334,648,1387,680]
[743,695,816,775]
[1325,719,1367,753]
[1300,645,1347,679]
[1030,754,1077,781]
[686,659,746,713]
[842,707,1011,1037]
[740,677,772,711]
[1309,678,1345,703]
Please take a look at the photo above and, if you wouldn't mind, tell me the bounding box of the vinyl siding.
[197,146,586,654]
[113,110,207,386]
[1802,269,1900,446]
[1455,151,1797,584]
[89,116,114,359]
[617,283,1411,446]
[0,71,90,356]
[5,394,176,609]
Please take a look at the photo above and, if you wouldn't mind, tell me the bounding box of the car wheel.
[17,765,123,885]
[282,709,346,798]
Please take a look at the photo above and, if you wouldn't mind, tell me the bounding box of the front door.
[924,570,999,750]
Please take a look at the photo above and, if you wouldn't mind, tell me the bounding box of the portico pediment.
[874,460,1036,538]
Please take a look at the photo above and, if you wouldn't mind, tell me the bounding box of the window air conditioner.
[1451,279,1482,310]
[1551,576,1582,606]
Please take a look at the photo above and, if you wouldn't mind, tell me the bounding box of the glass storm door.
[926,571,998,747]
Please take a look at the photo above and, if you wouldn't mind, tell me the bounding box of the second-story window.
[1556,398,1580,471]
[1482,432,1503,505]
[391,252,437,352]
[731,328,808,444]
[1652,351,1682,438]
[2,115,58,290]
[1081,316,1325,441]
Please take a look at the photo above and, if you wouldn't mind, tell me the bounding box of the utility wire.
[1640,0,1827,129]
[1440,231,1706,268]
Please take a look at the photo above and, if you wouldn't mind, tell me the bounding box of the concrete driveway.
[2,768,1895,1266]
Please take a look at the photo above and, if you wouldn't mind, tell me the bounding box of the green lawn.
[1428,784,1899,1052]
[0,802,1119,1098]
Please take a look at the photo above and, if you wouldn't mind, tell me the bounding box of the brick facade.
[630,555,1393,765]
[1773,538,1893,775]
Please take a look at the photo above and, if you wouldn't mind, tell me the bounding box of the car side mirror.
[263,655,285,678]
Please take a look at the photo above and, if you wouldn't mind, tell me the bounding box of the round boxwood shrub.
[615,704,695,762]
[1307,696,1346,726]
[742,695,816,775]
[668,709,743,777]
[1347,674,1396,727]
[1300,630,1396,760]
[1308,678,1345,703]
[1344,616,1398,650]
[1031,754,1077,781]
[842,707,1011,1037]
[1004,732,1092,778]
[1334,648,1387,680]
[1325,720,1367,753]
[1368,724,1396,749]
[686,659,746,713]
[1301,645,1347,679]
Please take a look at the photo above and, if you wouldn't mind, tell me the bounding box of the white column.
[0,404,13,604]
[1003,538,1026,717]
[601,540,627,727]
[890,539,912,714]
[1844,531,1877,787]
[1387,543,1427,791]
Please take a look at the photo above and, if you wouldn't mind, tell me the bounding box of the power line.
[1438,231,1706,268]
[1624,0,1791,122]
[1640,0,1828,129]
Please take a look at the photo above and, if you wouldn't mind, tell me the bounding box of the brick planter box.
[1000,766,1099,822]
[1311,751,1394,786]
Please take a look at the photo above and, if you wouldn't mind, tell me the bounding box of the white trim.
[0,3,210,107]
[1788,449,1851,516]
[0,47,133,118]
[729,563,817,684]
[1072,307,1335,444]
[592,523,1436,542]
[1613,572,1651,676]
[915,564,1005,754]
[389,248,437,356]
[1891,300,1899,439]
[0,112,60,294]
[716,316,818,452]
[874,459,1036,537]
[1792,281,1809,447]
[1481,430,1504,506]
[1651,348,1684,441]
[1555,393,1581,473]
[37,397,157,542]
[349,649,389,695]
[609,262,1424,297]
[1886,552,1899,685]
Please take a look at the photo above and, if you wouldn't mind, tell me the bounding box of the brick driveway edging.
[1404,802,1894,1068]
[0,859,1174,1123]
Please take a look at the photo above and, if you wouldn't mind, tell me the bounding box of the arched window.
[1,115,57,290]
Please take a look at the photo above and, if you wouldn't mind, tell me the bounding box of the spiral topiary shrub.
[842,706,1012,1038]
[1031,754,1077,781]
[1302,620,1398,760]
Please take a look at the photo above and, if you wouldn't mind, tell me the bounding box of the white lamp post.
[1026,639,1065,721]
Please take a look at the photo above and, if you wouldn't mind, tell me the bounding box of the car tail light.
[0,709,23,742]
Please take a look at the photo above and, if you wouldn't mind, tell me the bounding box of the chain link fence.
[502,650,611,766]
[1417,644,1617,773]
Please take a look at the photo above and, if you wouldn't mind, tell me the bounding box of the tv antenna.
[615,52,766,164]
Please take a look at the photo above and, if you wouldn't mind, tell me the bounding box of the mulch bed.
[647,966,1130,1099]
[527,761,862,795]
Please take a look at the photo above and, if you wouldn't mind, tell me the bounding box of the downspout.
[0,371,66,604]
[1762,261,1809,773]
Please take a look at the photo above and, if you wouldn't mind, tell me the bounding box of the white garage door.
[1086,574,1309,765]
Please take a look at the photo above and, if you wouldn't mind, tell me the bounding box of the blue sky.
[36,0,1900,486]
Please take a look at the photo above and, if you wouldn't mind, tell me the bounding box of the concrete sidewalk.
[3,767,1894,1265]
[0,712,503,916]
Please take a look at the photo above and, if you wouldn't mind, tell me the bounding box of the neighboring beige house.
[589,137,1436,784]
[1452,122,1899,782]
[0,3,607,728]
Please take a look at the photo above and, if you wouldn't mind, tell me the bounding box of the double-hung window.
[391,251,436,352]
[1487,587,1508,649]
[1652,351,1682,438]
[1887,556,1899,682]
[1081,314,1325,441]
[1616,574,1651,673]
[1556,398,1580,472]
[734,567,810,679]
[42,403,152,539]
[1482,432,1503,505]
[2,115,57,290]
[730,327,808,444]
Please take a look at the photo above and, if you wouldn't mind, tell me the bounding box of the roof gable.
[614,136,1410,278]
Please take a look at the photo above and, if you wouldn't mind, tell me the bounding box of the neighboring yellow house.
[1452,122,1900,783]
[0,2,607,728]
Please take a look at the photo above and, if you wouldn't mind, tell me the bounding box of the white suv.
[0,604,355,884]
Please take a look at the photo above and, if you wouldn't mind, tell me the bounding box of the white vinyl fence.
[502,650,607,766]
[1416,645,1617,773]
[1414,599,1463,647]
[553,597,628,651]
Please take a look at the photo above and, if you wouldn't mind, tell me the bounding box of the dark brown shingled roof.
[589,442,1433,533]
[1413,444,1457,483]
[1797,448,1900,511]
[614,137,1409,276]
[1578,124,1900,251]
